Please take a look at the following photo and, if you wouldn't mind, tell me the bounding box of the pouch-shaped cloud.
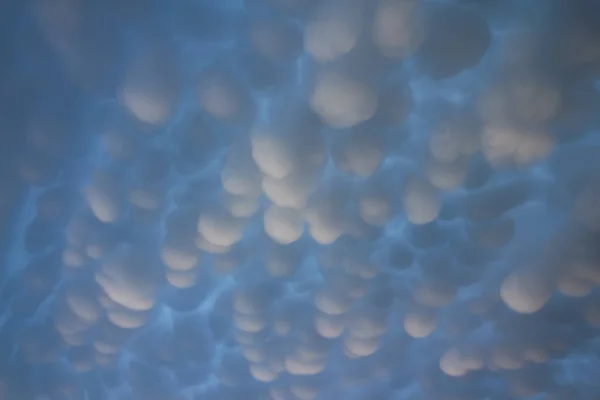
[305,0,366,63]
[264,205,305,244]
[403,177,441,225]
[372,0,427,60]
[197,206,247,247]
[84,168,125,224]
[500,266,555,314]
[479,74,562,127]
[466,215,516,249]
[197,67,256,124]
[221,135,263,194]
[120,43,180,126]
[251,128,296,180]
[309,69,379,128]
[95,245,164,311]
[403,307,437,338]
[332,127,386,178]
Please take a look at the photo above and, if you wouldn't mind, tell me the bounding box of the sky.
[0,0,600,399]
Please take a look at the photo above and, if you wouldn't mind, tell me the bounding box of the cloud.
[1,0,600,398]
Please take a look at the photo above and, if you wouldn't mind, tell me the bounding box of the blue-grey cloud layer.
[1,0,600,399]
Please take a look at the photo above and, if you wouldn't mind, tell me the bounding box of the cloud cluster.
[0,0,599,398]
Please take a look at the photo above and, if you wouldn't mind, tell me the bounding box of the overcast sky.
[0,0,600,399]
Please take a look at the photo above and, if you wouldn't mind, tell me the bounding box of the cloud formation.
[0,0,599,399]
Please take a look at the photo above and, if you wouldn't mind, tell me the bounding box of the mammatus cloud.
[0,0,599,398]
